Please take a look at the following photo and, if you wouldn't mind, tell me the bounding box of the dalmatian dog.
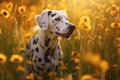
[25,9,75,79]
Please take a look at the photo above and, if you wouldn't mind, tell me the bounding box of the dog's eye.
[55,17,61,21]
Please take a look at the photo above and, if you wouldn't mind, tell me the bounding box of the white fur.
[26,9,75,79]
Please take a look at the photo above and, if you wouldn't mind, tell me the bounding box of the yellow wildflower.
[26,60,32,65]
[71,51,81,63]
[95,16,100,21]
[83,23,91,31]
[26,73,35,80]
[106,4,119,16]
[114,37,120,47]
[71,51,78,57]
[80,15,91,24]
[84,52,101,66]
[6,2,13,12]
[81,74,95,80]
[112,64,118,69]
[99,60,109,72]
[73,66,79,70]
[0,9,10,18]
[17,65,25,72]
[105,28,110,35]
[78,15,91,31]
[71,51,80,58]
[90,54,101,66]
[0,53,7,64]
[10,54,23,63]
[48,71,56,78]
[75,36,80,40]
[64,74,72,80]
[74,30,80,40]
[97,23,104,30]
[18,5,26,15]
[71,58,80,63]
[19,47,25,53]
[78,22,91,32]
[58,61,64,66]
[62,65,67,71]
[111,22,120,28]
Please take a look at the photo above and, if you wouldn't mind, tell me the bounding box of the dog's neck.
[38,29,60,49]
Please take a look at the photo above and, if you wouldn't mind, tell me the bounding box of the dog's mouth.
[56,30,74,39]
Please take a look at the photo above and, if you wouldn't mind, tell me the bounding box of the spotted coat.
[25,9,75,80]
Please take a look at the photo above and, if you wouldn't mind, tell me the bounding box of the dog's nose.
[68,24,76,31]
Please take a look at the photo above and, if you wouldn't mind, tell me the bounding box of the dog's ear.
[35,9,51,30]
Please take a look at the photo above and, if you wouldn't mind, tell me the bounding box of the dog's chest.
[26,35,63,76]
[31,47,59,75]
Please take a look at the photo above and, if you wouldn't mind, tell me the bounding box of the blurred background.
[0,0,120,80]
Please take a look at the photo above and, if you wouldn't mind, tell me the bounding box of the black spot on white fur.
[31,49,34,53]
[56,27,60,31]
[52,56,55,60]
[56,65,59,71]
[65,22,69,25]
[35,47,39,52]
[31,65,36,72]
[38,58,42,62]
[34,59,37,63]
[55,17,61,21]
[40,44,45,49]
[51,13,56,17]
[42,22,45,24]
[41,63,46,68]
[44,35,51,47]
[48,11,52,16]
[33,37,39,44]
[51,48,55,56]
[44,47,51,60]
[45,58,50,63]
[37,66,43,71]
[50,31,53,34]
[26,41,31,49]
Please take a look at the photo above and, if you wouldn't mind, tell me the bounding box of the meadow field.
[0,0,120,80]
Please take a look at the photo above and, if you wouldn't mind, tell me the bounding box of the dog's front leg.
[54,44,64,78]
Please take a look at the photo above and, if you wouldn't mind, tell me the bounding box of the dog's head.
[35,9,75,39]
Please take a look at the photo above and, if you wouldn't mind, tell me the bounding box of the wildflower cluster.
[0,53,7,64]
[0,0,120,80]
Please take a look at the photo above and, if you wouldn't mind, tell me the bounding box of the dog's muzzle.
[68,24,76,32]
[56,24,75,38]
